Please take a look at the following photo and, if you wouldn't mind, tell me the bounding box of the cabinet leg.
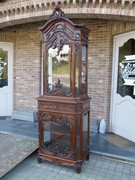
[75,162,82,174]
[86,153,89,160]
[38,156,42,163]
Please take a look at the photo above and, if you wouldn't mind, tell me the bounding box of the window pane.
[118,39,135,99]
[0,49,8,88]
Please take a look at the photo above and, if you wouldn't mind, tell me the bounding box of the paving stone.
[129,175,135,180]
[95,175,104,180]
[2,152,135,180]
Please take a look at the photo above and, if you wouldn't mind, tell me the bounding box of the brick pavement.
[1,152,135,180]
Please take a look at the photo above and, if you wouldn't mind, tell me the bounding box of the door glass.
[83,112,88,152]
[43,122,73,158]
[0,49,8,88]
[117,39,135,99]
[75,48,79,94]
[81,45,87,94]
[48,45,71,93]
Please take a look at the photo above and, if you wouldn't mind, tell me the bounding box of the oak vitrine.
[37,6,90,173]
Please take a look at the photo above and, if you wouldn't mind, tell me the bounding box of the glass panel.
[0,49,8,88]
[43,122,72,155]
[76,119,80,157]
[81,45,87,94]
[76,48,79,94]
[48,45,71,93]
[118,39,135,99]
[83,113,88,151]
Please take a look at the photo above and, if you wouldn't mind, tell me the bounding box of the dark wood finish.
[37,6,90,173]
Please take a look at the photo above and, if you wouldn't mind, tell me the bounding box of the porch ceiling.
[0,0,135,28]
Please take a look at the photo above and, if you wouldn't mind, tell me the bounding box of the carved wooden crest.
[49,6,66,20]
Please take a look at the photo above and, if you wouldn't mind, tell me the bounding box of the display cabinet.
[37,6,90,173]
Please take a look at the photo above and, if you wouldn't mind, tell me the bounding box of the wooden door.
[110,31,135,142]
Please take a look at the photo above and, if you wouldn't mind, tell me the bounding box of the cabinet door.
[81,45,87,94]
[46,40,72,96]
[40,112,75,159]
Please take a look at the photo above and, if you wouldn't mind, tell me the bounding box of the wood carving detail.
[76,41,80,54]
[83,102,90,111]
[39,111,74,128]
[42,144,74,160]
[52,34,68,54]
[76,116,81,126]
[49,6,66,21]
[39,103,75,112]
[44,24,74,42]
[46,79,72,96]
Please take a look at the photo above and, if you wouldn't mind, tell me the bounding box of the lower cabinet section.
[37,101,90,173]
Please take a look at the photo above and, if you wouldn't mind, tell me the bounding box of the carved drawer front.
[38,102,75,113]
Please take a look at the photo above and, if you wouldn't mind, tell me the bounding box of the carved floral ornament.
[51,34,68,54]
[42,142,74,160]
[39,111,74,128]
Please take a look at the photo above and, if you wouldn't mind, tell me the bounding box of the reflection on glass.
[0,49,8,88]
[76,49,79,93]
[118,39,135,99]
[83,113,88,151]
[48,45,71,93]
[81,45,87,94]
[43,123,72,155]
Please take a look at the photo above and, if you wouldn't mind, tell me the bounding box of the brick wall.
[0,22,43,111]
[1,20,135,129]
[85,20,113,130]
[1,0,135,29]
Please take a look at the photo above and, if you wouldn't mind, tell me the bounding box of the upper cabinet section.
[40,6,89,43]
[40,6,90,97]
